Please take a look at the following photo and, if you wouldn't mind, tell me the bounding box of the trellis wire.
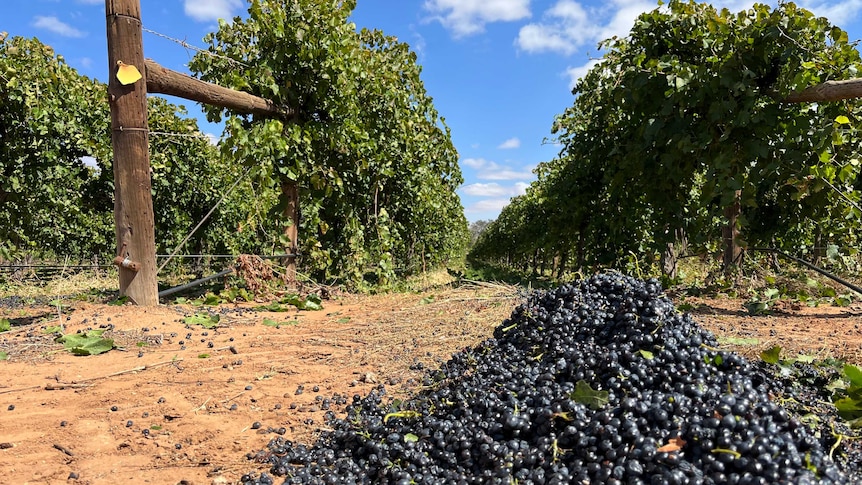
[149,130,215,140]
[142,27,249,68]
[157,165,255,274]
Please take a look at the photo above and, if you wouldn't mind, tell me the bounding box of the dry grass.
[0,267,117,300]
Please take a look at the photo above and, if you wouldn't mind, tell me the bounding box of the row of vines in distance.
[0,0,470,288]
[470,1,862,278]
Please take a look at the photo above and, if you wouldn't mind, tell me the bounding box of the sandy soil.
[1,284,861,485]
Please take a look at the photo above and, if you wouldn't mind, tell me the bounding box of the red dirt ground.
[1,284,861,485]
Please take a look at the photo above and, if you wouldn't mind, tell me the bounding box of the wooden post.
[145,60,294,119]
[282,180,299,288]
[722,190,743,270]
[106,0,158,305]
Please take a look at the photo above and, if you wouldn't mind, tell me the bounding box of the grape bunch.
[242,273,857,484]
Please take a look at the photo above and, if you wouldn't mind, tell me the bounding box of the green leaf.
[827,379,848,394]
[42,325,63,335]
[717,336,760,346]
[404,433,419,443]
[0,319,10,332]
[761,346,782,365]
[569,380,609,410]
[745,301,771,316]
[300,297,323,311]
[198,353,210,359]
[844,364,862,387]
[262,318,296,328]
[835,115,851,125]
[383,410,422,423]
[834,395,862,420]
[0,351,8,360]
[256,302,290,312]
[638,349,655,359]
[796,354,815,364]
[336,317,351,323]
[184,313,220,328]
[56,331,114,356]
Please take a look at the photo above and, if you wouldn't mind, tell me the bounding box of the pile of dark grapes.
[241,273,858,484]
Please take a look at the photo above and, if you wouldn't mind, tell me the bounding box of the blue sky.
[3,1,862,223]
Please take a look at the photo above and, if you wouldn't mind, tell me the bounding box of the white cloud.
[565,58,602,89]
[517,23,581,55]
[514,182,530,195]
[461,157,490,169]
[497,137,521,149]
[460,157,534,180]
[78,57,93,69]
[483,168,535,180]
[411,28,427,58]
[461,182,528,197]
[32,16,86,38]
[466,198,512,214]
[203,132,219,145]
[424,0,531,37]
[184,0,243,23]
[795,0,862,22]
[596,0,657,43]
[516,0,655,55]
[462,183,509,197]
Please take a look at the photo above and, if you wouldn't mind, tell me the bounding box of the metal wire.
[157,166,254,274]
[142,27,249,68]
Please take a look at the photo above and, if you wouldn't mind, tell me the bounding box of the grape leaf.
[570,380,609,410]
[404,433,419,443]
[56,330,114,356]
[184,313,220,328]
[0,351,8,360]
[0,319,10,332]
[255,302,290,312]
[638,349,655,359]
[109,296,129,306]
[796,354,815,364]
[263,318,297,328]
[761,346,781,364]
[844,364,862,387]
[834,395,862,420]
[301,298,323,311]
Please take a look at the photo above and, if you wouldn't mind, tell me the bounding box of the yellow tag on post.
[116,61,142,85]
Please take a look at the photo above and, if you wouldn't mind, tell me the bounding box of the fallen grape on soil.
[241,273,861,484]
